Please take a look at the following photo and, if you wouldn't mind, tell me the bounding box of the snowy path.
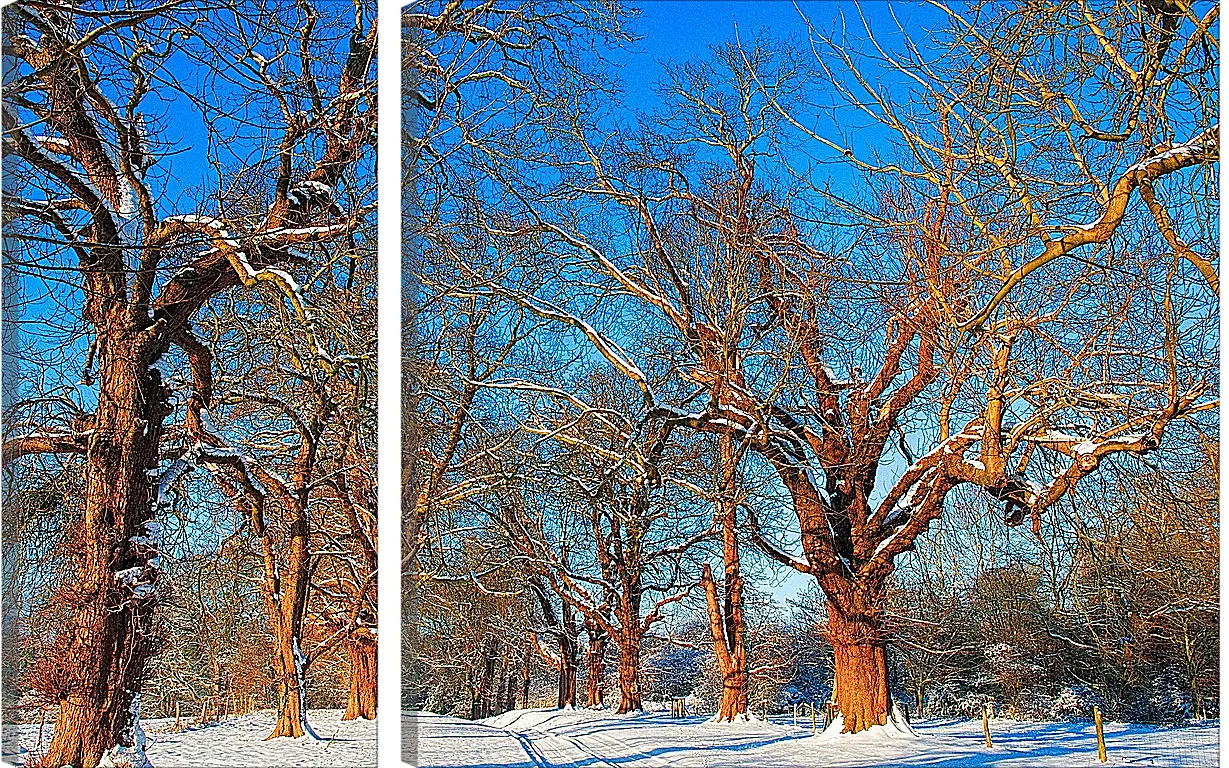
[407,707,1218,768]
[3,709,376,767]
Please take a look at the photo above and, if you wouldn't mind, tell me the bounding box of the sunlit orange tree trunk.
[700,433,749,722]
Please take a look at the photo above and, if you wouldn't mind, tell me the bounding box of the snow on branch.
[961,123,1219,330]
[745,507,814,575]
[494,289,655,409]
[157,215,337,372]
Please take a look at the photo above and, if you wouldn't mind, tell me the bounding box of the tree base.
[703,711,762,726]
[818,709,918,740]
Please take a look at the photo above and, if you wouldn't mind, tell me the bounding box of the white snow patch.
[411,707,1220,768]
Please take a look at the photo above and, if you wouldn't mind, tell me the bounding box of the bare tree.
[489,373,713,713]
[1,1,373,762]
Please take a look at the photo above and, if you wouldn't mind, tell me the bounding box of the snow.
[2,710,375,767]
[98,694,151,768]
[1127,126,1217,174]
[287,180,333,206]
[407,707,1219,767]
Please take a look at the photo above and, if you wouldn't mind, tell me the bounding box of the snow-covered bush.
[1046,686,1102,721]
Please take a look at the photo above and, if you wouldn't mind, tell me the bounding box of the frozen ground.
[2,709,375,767]
[406,706,1219,767]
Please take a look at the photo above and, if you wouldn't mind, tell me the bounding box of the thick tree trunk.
[824,579,891,734]
[615,630,642,714]
[584,625,608,708]
[44,340,168,768]
[557,635,578,709]
[701,564,748,722]
[267,620,312,738]
[342,627,377,720]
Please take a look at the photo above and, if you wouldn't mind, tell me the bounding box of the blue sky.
[621,2,942,84]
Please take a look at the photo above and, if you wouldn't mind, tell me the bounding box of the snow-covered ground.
[406,707,1219,767]
[2,709,375,767]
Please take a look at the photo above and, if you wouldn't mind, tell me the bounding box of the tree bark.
[701,434,749,722]
[615,628,642,714]
[44,340,169,768]
[342,627,377,720]
[824,578,891,733]
[584,624,608,708]
[701,564,748,722]
[263,507,313,739]
[520,644,532,709]
[557,632,578,710]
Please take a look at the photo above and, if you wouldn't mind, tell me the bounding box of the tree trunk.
[504,667,517,713]
[615,629,642,714]
[342,627,377,720]
[267,620,312,738]
[44,341,168,768]
[556,603,579,709]
[825,579,891,733]
[264,511,313,739]
[520,644,532,709]
[701,564,748,722]
[702,435,749,722]
[557,634,578,709]
[584,626,608,708]
[481,641,497,718]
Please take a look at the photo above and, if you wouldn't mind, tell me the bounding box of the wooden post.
[982,705,992,749]
[175,701,181,729]
[199,699,207,724]
[811,702,817,733]
[1094,706,1107,763]
[37,707,46,749]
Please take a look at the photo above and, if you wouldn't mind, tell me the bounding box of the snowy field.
[2,709,375,767]
[406,707,1219,768]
